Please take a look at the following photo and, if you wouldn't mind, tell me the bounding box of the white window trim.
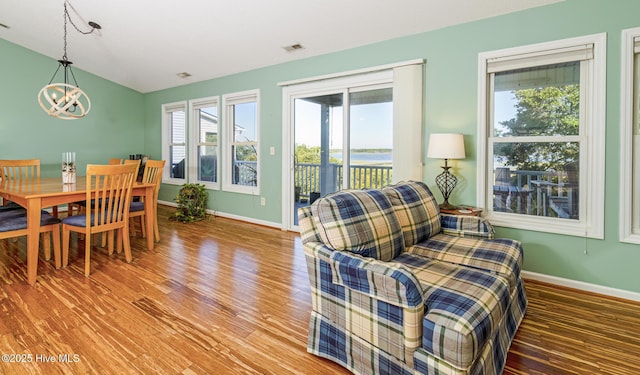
[188,96,220,190]
[477,33,606,239]
[280,61,424,231]
[620,27,640,243]
[222,89,260,195]
[161,101,188,185]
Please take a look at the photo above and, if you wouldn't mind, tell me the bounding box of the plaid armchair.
[299,181,527,375]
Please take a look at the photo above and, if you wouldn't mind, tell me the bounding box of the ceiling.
[0,0,561,93]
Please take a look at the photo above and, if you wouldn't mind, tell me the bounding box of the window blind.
[392,63,424,182]
[634,36,640,53]
[487,44,594,73]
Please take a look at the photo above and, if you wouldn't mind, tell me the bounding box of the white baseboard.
[158,200,283,230]
[523,270,640,303]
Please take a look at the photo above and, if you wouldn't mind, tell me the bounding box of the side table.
[440,206,483,217]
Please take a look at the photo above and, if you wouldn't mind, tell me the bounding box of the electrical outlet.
[260,197,266,206]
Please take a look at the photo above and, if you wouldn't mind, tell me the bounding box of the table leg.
[26,199,41,285]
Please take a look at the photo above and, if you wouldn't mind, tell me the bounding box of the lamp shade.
[427,133,466,159]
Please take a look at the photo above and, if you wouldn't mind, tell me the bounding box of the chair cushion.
[311,189,404,261]
[0,208,60,232]
[0,202,23,212]
[408,233,523,291]
[394,252,511,369]
[129,201,145,212]
[382,180,441,246]
[61,211,123,228]
[440,214,495,239]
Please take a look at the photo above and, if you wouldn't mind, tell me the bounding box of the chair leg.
[42,232,51,261]
[62,226,70,267]
[116,228,123,255]
[84,232,92,277]
[153,208,160,243]
[108,231,115,255]
[101,231,109,247]
[122,226,132,263]
[52,226,61,269]
[139,216,146,238]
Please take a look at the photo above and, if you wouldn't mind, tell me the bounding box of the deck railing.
[493,168,577,219]
[294,163,392,200]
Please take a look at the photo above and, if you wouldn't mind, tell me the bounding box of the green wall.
[145,0,640,294]
[3,0,640,294]
[0,38,144,176]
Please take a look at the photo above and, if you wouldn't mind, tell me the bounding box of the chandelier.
[37,1,100,120]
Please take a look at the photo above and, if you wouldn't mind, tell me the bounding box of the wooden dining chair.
[68,158,124,216]
[0,159,40,212]
[0,209,62,269]
[129,159,165,242]
[0,159,61,265]
[61,163,138,276]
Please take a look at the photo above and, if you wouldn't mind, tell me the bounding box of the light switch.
[270,146,276,155]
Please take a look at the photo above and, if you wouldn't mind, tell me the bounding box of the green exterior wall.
[2,0,640,294]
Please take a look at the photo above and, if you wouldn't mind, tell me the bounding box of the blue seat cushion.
[0,202,23,212]
[0,208,60,232]
[129,201,145,212]
[62,211,123,228]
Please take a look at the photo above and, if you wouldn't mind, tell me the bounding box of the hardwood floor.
[0,205,638,374]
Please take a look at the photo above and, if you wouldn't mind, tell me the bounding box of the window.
[161,101,187,185]
[620,28,640,243]
[477,34,606,238]
[222,90,260,194]
[189,96,219,190]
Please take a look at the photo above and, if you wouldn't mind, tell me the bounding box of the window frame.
[161,101,188,185]
[188,96,220,190]
[477,33,606,239]
[620,27,640,243]
[221,89,260,195]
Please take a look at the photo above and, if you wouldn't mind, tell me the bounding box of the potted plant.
[170,183,209,223]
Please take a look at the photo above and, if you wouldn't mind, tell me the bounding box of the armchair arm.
[440,214,495,239]
[304,243,424,308]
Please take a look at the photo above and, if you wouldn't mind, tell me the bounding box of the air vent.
[0,23,10,29]
[176,72,192,78]
[283,43,304,52]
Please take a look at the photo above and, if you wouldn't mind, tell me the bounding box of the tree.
[294,144,340,164]
[495,85,580,172]
[295,144,321,163]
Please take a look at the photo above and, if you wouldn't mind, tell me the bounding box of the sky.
[294,100,392,149]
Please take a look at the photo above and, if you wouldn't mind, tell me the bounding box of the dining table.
[0,176,156,285]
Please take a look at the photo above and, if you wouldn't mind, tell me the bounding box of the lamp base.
[439,202,457,210]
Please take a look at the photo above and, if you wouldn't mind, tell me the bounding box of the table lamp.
[427,133,466,210]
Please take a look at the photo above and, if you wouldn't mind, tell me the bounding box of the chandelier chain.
[65,1,99,35]
[62,2,68,60]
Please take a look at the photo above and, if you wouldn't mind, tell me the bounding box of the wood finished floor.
[0,205,638,374]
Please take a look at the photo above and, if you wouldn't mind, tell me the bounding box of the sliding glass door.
[291,85,392,227]
[283,62,423,231]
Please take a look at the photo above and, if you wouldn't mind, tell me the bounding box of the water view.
[330,149,392,164]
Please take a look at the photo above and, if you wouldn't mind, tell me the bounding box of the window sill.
[486,211,602,239]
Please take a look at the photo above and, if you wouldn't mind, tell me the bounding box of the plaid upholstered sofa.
[298,180,527,375]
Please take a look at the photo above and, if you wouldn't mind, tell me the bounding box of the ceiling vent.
[177,72,192,78]
[283,43,304,52]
